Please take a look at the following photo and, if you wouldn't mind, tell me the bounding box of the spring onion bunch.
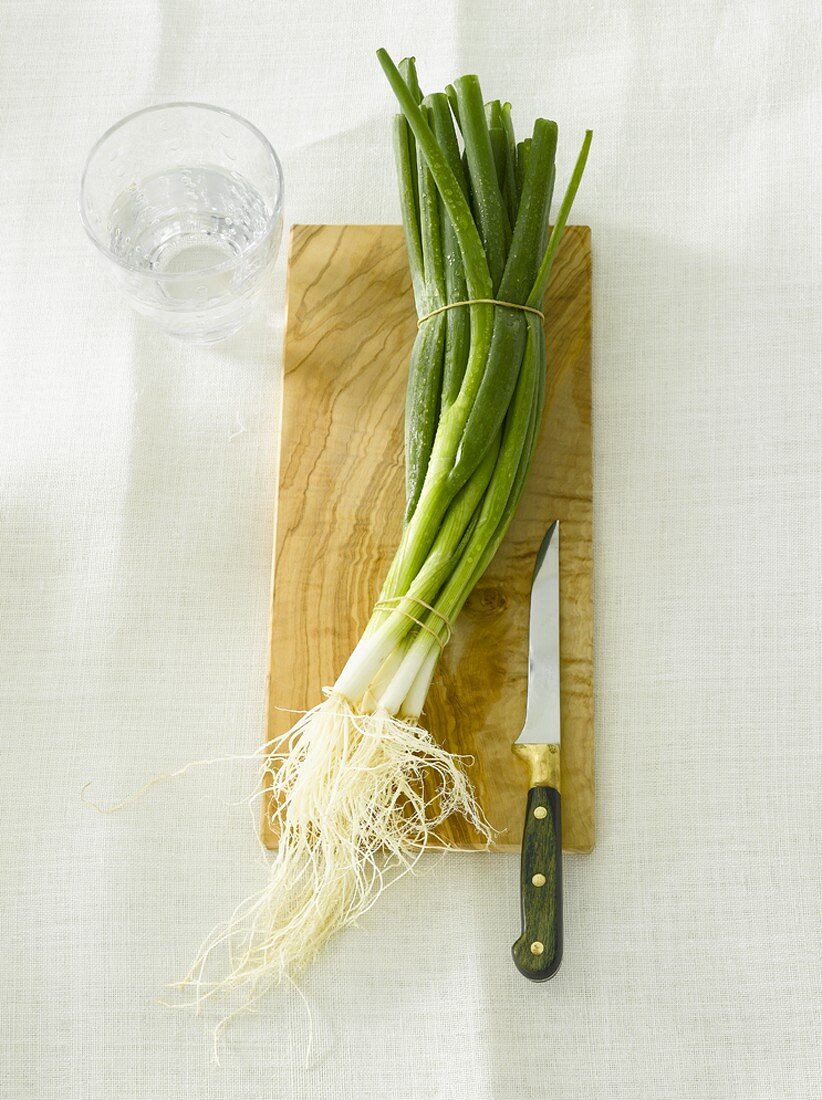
[188,49,591,999]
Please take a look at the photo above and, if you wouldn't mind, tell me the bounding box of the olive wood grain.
[262,223,593,853]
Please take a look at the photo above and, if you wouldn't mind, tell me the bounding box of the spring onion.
[188,48,592,1000]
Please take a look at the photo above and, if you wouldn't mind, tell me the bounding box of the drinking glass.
[80,103,284,343]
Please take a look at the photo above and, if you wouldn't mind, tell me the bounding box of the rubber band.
[417,298,545,327]
[374,596,453,648]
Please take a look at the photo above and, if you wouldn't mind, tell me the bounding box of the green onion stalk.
[187,49,592,1002]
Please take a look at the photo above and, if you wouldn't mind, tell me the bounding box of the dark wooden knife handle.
[512,785,562,981]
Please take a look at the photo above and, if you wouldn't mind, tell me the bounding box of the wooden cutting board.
[263,223,593,853]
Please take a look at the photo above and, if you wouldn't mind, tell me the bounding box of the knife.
[511,520,563,981]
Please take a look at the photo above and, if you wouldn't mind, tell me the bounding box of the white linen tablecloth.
[2,2,820,1097]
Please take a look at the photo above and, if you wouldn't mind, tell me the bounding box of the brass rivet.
[531,873,546,887]
[530,941,544,955]
[533,806,548,820]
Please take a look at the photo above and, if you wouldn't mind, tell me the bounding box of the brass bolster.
[512,742,561,792]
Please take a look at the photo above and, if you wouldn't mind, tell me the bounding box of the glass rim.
[78,101,284,281]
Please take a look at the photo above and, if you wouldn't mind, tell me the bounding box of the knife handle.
[512,784,563,981]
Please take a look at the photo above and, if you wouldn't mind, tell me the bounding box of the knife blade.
[511,520,563,981]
